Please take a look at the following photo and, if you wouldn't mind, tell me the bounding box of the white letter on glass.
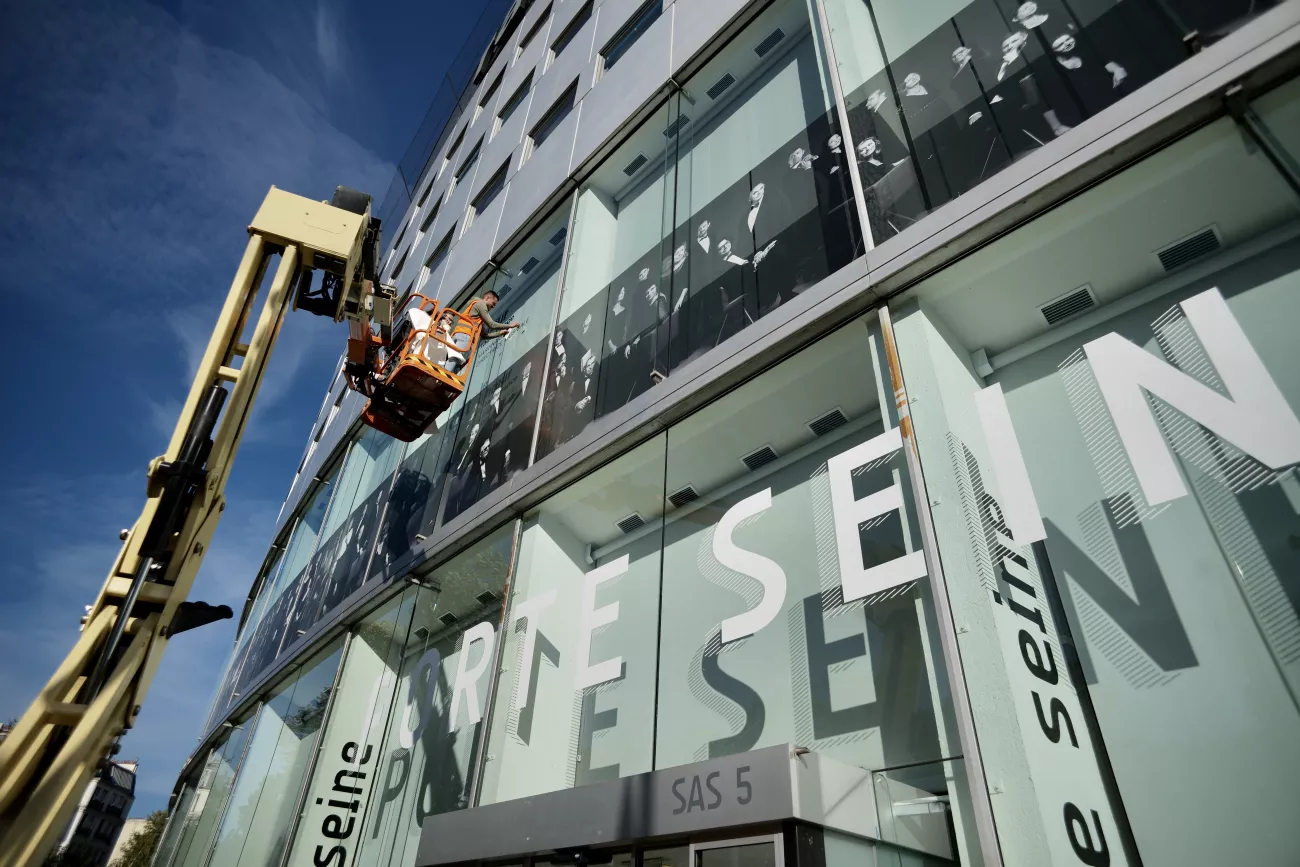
[576,555,628,690]
[715,488,788,644]
[510,589,557,711]
[827,427,927,601]
[975,383,1046,544]
[448,621,495,733]
[1085,287,1300,505]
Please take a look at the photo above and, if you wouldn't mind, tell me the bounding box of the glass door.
[690,834,783,867]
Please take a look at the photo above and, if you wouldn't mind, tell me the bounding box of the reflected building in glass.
[157,2,1300,867]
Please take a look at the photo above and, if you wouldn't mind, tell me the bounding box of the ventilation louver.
[622,153,648,176]
[663,115,691,138]
[1039,285,1097,325]
[808,408,848,437]
[742,445,779,471]
[520,256,540,275]
[616,513,646,533]
[1156,226,1221,272]
[754,27,786,58]
[668,485,700,508]
[438,611,460,626]
[475,590,498,605]
[706,73,736,100]
[550,226,567,246]
[412,627,430,641]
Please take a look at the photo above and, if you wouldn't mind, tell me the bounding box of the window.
[440,124,468,178]
[549,1,592,62]
[418,228,454,293]
[416,179,434,208]
[516,4,550,56]
[207,645,344,867]
[390,248,409,281]
[479,67,505,110]
[497,73,533,132]
[470,161,509,224]
[526,80,576,156]
[419,195,443,234]
[454,137,483,183]
[600,0,661,73]
[890,103,1300,867]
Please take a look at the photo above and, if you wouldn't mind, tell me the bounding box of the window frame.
[454,137,484,184]
[496,72,534,134]
[599,0,662,74]
[516,4,551,57]
[526,79,578,159]
[549,0,593,65]
[469,161,510,226]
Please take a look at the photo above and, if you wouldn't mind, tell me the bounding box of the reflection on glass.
[440,207,571,525]
[152,784,195,867]
[655,321,957,776]
[207,644,343,867]
[698,843,776,867]
[874,760,962,862]
[170,721,252,867]
[353,524,514,867]
[285,430,405,639]
[669,0,860,370]
[642,847,689,867]
[285,591,418,867]
[478,437,665,803]
[821,0,1279,244]
[539,0,861,460]
[889,109,1300,865]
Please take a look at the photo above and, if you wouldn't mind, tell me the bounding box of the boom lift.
[0,185,479,867]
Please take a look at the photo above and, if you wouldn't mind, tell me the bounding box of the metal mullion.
[808,0,876,252]
[874,305,1005,867]
[527,189,583,470]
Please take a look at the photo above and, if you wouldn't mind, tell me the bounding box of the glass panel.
[873,759,963,862]
[170,720,252,867]
[204,550,285,733]
[535,98,679,460]
[643,847,689,867]
[890,109,1300,865]
[668,0,860,371]
[152,784,196,867]
[655,315,976,863]
[287,429,406,638]
[819,0,1280,245]
[477,435,665,803]
[353,523,515,867]
[440,205,572,524]
[698,844,774,867]
[286,590,418,867]
[208,644,344,867]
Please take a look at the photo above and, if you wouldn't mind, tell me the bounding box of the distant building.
[107,818,149,867]
[54,760,136,867]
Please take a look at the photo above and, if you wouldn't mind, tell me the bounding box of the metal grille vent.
[550,226,567,246]
[706,73,736,100]
[438,611,460,626]
[412,627,430,641]
[663,115,691,138]
[668,485,700,508]
[742,445,779,471]
[622,153,648,176]
[1156,227,1221,272]
[754,27,786,58]
[520,257,540,275]
[616,513,646,534]
[1039,285,1097,325]
[808,408,848,437]
[475,590,497,605]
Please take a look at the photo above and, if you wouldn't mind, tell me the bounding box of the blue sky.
[0,0,489,816]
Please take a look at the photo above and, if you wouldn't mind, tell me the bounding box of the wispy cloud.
[0,0,394,815]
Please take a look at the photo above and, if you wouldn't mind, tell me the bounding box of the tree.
[109,810,168,867]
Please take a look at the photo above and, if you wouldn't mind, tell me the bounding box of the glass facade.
[167,3,1300,867]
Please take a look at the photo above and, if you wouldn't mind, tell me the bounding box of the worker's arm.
[470,299,519,339]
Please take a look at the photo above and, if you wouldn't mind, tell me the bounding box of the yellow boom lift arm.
[0,186,475,867]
